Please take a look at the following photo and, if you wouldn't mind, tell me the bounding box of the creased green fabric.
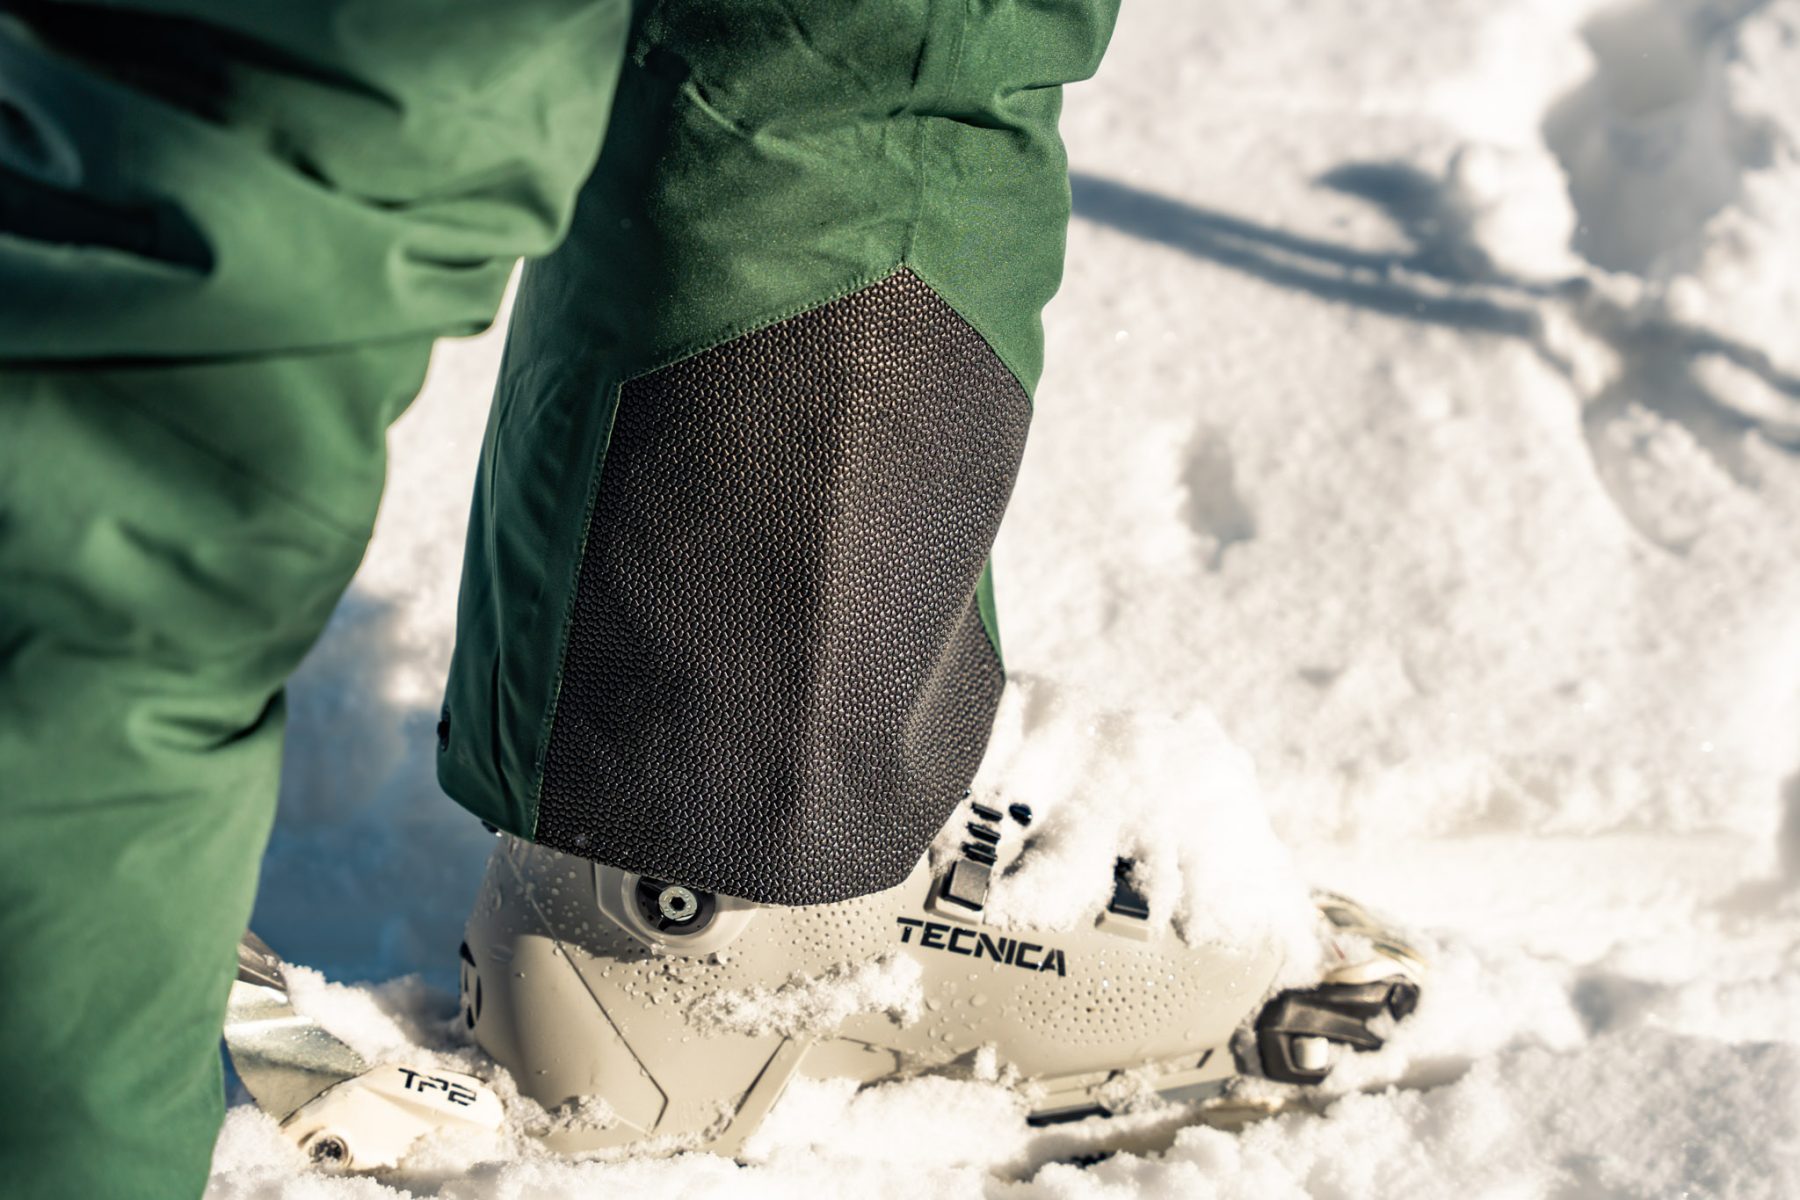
[0,362,417,1199]
[0,0,632,358]
[0,3,635,1196]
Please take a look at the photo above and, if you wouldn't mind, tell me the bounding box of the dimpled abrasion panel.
[535,270,1031,905]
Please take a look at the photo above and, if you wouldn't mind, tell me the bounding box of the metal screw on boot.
[658,885,699,923]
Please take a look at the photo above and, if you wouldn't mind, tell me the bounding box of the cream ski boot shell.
[461,815,1312,1155]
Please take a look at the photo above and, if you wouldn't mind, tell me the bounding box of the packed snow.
[215,0,1800,1194]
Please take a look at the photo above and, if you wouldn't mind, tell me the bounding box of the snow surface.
[216,0,1800,1194]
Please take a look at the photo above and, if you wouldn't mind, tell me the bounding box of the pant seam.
[82,374,372,543]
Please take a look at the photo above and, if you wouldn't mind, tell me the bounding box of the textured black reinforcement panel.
[535,270,1030,905]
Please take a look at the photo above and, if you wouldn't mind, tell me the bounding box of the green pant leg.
[0,357,425,1200]
[440,0,1121,904]
[0,3,636,1196]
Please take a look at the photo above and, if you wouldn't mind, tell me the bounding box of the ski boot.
[460,797,1424,1155]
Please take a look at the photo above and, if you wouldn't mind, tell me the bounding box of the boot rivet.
[658,886,700,922]
[305,1133,350,1167]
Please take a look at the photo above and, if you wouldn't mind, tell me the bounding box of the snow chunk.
[1444,142,1581,280]
[964,676,1319,973]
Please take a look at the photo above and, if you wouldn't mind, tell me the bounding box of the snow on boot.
[459,798,1423,1157]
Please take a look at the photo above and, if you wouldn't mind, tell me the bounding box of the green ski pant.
[0,2,1116,1197]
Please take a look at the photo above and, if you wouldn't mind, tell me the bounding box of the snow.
[689,954,925,1039]
[954,678,1321,975]
[217,0,1800,1195]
